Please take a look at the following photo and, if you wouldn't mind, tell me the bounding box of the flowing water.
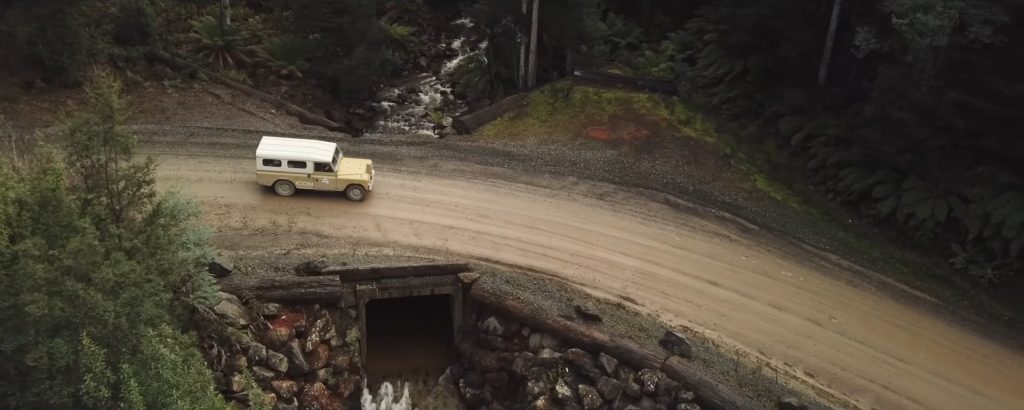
[364,19,485,138]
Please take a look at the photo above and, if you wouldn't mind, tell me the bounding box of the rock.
[262,327,295,350]
[282,339,312,375]
[271,380,300,399]
[528,395,554,410]
[554,378,576,403]
[228,354,249,373]
[677,404,700,410]
[214,292,252,327]
[299,382,342,410]
[598,353,619,375]
[624,381,642,398]
[458,271,481,284]
[261,392,278,408]
[208,256,234,277]
[331,373,360,398]
[622,406,642,410]
[226,372,246,393]
[638,396,664,410]
[259,303,282,317]
[521,325,532,337]
[251,366,277,382]
[329,350,351,373]
[659,331,693,359]
[656,377,682,396]
[303,314,333,353]
[274,396,299,410]
[480,316,505,336]
[266,350,289,373]
[536,348,562,366]
[573,305,603,322]
[528,333,543,352]
[676,390,695,403]
[528,332,560,352]
[248,343,268,364]
[578,384,603,410]
[294,259,327,275]
[315,368,333,383]
[565,348,602,380]
[484,371,509,388]
[778,396,807,410]
[510,352,535,378]
[638,369,663,395]
[479,334,506,351]
[526,380,548,398]
[305,344,330,370]
[597,376,624,400]
[458,377,488,407]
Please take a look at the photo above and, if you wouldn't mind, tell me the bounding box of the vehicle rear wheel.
[345,184,366,202]
[273,180,296,197]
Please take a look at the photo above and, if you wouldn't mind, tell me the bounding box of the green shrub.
[258,35,314,79]
[113,0,158,47]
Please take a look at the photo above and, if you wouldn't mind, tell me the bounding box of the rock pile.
[448,313,703,410]
[205,293,363,410]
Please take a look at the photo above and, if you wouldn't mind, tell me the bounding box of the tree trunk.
[324,262,471,282]
[218,276,345,303]
[527,0,540,88]
[220,0,231,28]
[452,93,531,134]
[518,0,528,90]
[817,0,842,87]
[565,50,574,77]
[467,280,758,410]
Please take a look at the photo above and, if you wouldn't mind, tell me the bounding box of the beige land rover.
[255,136,374,201]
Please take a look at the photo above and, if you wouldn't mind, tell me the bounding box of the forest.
[1,0,1022,406]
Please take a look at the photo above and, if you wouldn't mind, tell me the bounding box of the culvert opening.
[365,294,457,379]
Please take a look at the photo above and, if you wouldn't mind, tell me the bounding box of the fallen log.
[468,279,758,410]
[144,49,353,135]
[452,93,531,135]
[327,262,471,282]
[218,276,346,303]
[572,70,678,95]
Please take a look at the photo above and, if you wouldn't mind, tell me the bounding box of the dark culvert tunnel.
[364,294,457,380]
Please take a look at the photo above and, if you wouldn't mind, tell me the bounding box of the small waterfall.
[360,380,414,410]
[364,19,483,138]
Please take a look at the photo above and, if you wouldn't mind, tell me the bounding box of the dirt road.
[154,153,1024,410]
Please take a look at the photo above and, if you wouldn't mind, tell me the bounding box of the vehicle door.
[313,162,338,191]
[286,160,316,189]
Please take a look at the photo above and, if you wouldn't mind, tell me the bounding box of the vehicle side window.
[315,162,333,173]
[262,159,282,167]
[287,161,307,169]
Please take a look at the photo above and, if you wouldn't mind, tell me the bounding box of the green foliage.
[256,35,314,79]
[187,15,257,68]
[243,369,273,410]
[0,72,226,409]
[113,0,158,47]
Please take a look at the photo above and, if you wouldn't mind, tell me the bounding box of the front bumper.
[367,169,375,191]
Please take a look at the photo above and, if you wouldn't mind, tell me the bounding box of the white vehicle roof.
[256,136,339,163]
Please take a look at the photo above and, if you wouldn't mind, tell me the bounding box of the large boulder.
[303,312,333,353]
[637,369,663,395]
[251,366,277,382]
[213,292,252,327]
[564,348,602,380]
[305,344,330,371]
[578,384,603,410]
[597,376,624,401]
[208,256,234,278]
[266,350,289,373]
[283,339,312,375]
[554,378,576,403]
[598,353,619,375]
[262,327,296,350]
[659,330,693,359]
[271,380,300,400]
[299,382,343,410]
[526,380,548,399]
[528,396,554,410]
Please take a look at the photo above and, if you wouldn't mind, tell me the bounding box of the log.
[662,356,758,410]
[328,262,471,282]
[572,70,678,95]
[218,276,346,303]
[468,280,758,410]
[144,49,354,135]
[452,93,531,135]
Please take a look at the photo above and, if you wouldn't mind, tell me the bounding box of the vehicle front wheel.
[273,180,296,197]
[345,184,366,202]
